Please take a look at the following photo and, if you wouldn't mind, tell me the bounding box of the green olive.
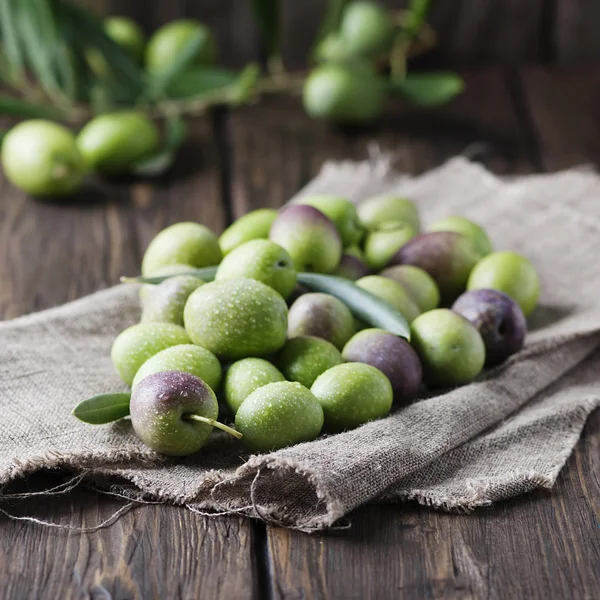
[76,111,159,175]
[1,120,86,197]
[146,19,216,74]
[303,62,385,124]
[339,2,395,59]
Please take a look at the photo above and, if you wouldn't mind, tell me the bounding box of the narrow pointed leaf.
[72,392,131,425]
[297,273,410,339]
[165,67,239,99]
[0,94,66,119]
[122,268,410,339]
[148,32,206,98]
[0,0,24,79]
[314,0,348,44]
[387,72,465,107]
[131,115,187,177]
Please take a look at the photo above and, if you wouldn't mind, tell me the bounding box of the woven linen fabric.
[1,157,599,531]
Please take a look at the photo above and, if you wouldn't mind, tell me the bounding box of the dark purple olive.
[452,289,527,366]
[334,253,371,280]
[389,231,481,303]
[342,328,422,404]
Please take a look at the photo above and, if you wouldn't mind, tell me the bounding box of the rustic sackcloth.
[1,157,599,531]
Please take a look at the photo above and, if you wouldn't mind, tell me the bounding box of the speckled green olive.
[339,1,395,59]
[223,358,285,415]
[269,205,342,273]
[146,19,216,74]
[219,208,278,255]
[428,216,493,257]
[132,343,222,392]
[293,195,362,247]
[235,381,324,452]
[467,251,540,317]
[355,275,421,323]
[184,278,288,360]
[215,239,297,299]
[76,111,159,175]
[363,220,416,271]
[357,196,420,232]
[311,362,393,432]
[141,275,204,326]
[141,222,222,276]
[379,265,440,313]
[410,309,486,388]
[1,120,86,197]
[277,336,343,388]
[131,371,219,456]
[111,322,191,385]
[287,293,356,350]
[303,62,385,124]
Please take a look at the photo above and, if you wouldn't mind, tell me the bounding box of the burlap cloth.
[1,157,599,531]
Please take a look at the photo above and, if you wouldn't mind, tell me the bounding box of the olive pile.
[75,194,540,457]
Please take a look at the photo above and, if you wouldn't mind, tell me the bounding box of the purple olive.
[389,231,482,303]
[334,252,371,280]
[452,289,527,366]
[288,292,356,349]
[342,328,422,404]
[130,371,218,456]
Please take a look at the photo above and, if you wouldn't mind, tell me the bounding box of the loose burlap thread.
[1,157,599,531]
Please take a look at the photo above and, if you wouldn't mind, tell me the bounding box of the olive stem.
[184,414,243,439]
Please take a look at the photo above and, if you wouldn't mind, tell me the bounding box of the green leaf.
[0,0,24,80]
[15,0,62,98]
[401,0,431,39]
[229,63,260,105]
[165,67,239,99]
[250,0,281,59]
[297,273,410,339]
[131,115,187,177]
[121,266,218,285]
[147,32,206,99]
[123,268,410,339]
[72,392,131,425]
[314,0,348,45]
[387,72,465,107]
[58,3,144,101]
[0,93,66,119]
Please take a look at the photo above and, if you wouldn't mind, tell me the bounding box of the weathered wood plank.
[555,1,600,64]
[0,118,258,600]
[266,412,600,600]
[0,484,257,600]
[519,66,600,170]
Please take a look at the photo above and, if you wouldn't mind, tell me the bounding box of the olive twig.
[184,414,243,439]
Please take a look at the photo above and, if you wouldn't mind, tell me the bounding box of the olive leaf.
[0,0,25,81]
[72,392,131,425]
[165,67,240,99]
[250,0,281,60]
[314,0,349,45]
[399,0,432,40]
[387,72,465,107]
[0,93,67,119]
[131,115,187,177]
[297,273,410,339]
[147,32,207,99]
[122,268,410,339]
[121,265,218,285]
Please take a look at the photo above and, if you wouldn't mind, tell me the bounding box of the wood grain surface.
[0,63,598,598]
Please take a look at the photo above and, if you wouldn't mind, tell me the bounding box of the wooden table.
[0,67,599,600]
